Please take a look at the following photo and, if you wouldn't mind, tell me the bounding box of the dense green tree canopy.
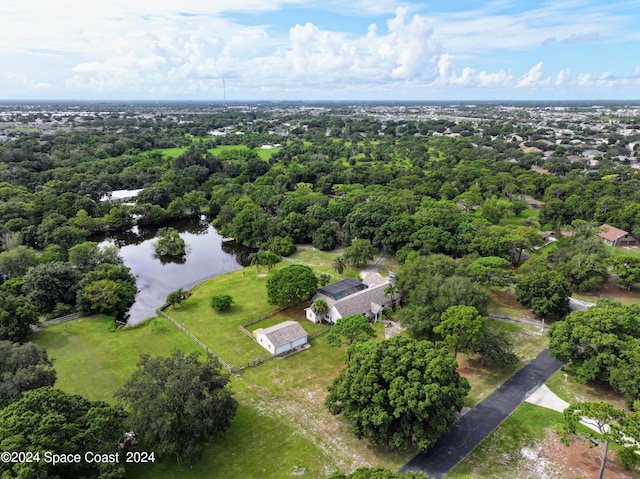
[401,275,489,339]
[0,291,39,342]
[76,263,137,318]
[434,305,486,358]
[343,238,377,267]
[266,264,318,306]
[0,245,37,280]
[326,314,376,358]
[325,336,470,451]
[549,300,640,406]
[0,341,56,405]
[515,270,571,318]
[115,350,238,464]
[153,227,186,257]
[23,261,80,313]
[0,387,127,479]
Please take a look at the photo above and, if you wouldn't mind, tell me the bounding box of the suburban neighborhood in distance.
[1,99,640,479]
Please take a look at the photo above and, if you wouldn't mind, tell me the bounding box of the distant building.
[253,321,308,356]
[100,188,143,203]
[522,195,545,209]
[305,273,393,324]
[597,224,638,247]
[531,165,550,175]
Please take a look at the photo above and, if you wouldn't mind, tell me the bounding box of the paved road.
[400,349,562,479]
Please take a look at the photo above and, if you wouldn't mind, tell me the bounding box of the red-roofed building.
[597,224,638,247]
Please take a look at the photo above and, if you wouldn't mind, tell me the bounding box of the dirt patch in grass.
[488,288,538,320]
[542,430,639,479]
[574,280,640,304]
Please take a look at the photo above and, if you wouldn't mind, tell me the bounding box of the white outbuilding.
[253,321,308,356]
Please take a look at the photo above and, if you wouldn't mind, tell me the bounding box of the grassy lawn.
[32,315,202,403]
[530,241,557,258]
[30,245,555,479]
[207,145,279,160]
[607,245,640,258]
[166,266,284,367]
[500,208,539,227]
[245,305,327,336]
[287,244,366,279]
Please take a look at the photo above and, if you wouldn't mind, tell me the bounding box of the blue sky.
[1,0,639,101]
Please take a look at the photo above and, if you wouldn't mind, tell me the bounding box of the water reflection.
[96,217,250,325]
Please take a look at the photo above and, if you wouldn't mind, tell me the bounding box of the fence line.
[157,309,235,373]
[33,312,82,330]
[238,305,288,338]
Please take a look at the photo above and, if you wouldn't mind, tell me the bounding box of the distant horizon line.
[2,98,640,105]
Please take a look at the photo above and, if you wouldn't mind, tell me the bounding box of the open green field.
[207,144,279,160]
[32,266,410,479]
[30,245,556,479]
[166,265,285,367]
[500,208,539,227]
[32,315,202,402]
[287,244,362,279]
[607,245,640,258]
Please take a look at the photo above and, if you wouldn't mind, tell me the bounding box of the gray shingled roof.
[331,282,389,318]
[259,321,307,348]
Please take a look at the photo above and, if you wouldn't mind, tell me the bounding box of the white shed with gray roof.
[253,321,308,356]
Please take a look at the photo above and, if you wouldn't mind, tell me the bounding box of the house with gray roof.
[253,320,308,356]
[305,272,393,324]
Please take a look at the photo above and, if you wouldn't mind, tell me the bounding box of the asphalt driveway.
[400,349,562,479]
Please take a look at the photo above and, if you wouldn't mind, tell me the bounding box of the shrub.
[210,294,234,312]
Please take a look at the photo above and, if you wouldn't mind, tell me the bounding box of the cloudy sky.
[2,0,639,101]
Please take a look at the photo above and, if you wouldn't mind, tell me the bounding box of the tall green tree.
[466,256,513,285]
[609,255,640,290]
[326,336,470,451]
[0,387,127,479]
[549,300,640,406]
[515,270,571,318]
[0,245,37,279]
[0,291,39,343]
[434,305,486,358]
[153,227,186,257]
[23,261,80,313]
[266,264,318,306]
[0,341,56,406]
[310,298,329,320]
[76,264,137,318]
[344,239,376,267]
[115,350,238,464]
[326,314,376,360]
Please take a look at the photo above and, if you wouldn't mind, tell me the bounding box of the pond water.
[97,217,249,325]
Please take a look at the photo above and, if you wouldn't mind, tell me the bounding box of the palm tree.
[310,298,329,322]
[262,250,280,271]
[384,284,399,310]
[248,251,265,278]
[333,256,346,276]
